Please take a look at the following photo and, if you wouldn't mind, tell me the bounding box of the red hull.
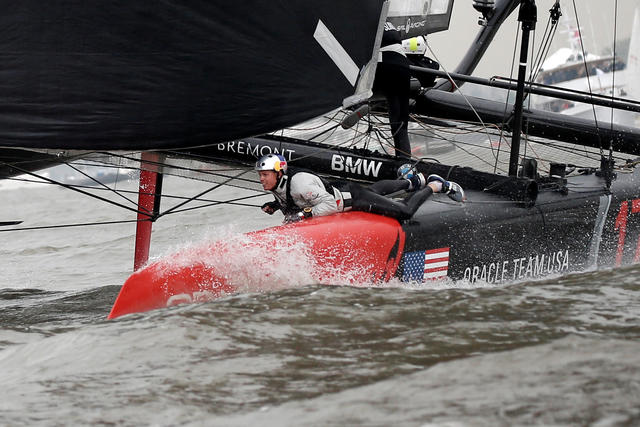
[108,212,405,319]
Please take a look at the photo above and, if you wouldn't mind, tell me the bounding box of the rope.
[609,0,619,167]
[0,219,141,233]
[0,159,150,217]
[571,0,603,155]
[423,40,498,168]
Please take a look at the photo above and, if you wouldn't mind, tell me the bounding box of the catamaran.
[1,1,639,319]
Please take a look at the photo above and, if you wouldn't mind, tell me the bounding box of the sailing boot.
[427,174,465,202]
[406,173,426,192]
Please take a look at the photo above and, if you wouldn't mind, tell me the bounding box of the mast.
[133,152,164,271]
[508,0,537,177]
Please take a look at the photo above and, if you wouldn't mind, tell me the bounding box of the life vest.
[274,167,336,215]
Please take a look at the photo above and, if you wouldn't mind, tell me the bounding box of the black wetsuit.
[270,169,434,222]
[334,179,433,221]
[373,23,412,159]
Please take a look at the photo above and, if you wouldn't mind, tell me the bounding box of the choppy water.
[1,176,639,426]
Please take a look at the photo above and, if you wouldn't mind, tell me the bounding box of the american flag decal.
[403,247,450,282]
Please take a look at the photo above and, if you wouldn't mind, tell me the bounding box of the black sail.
[0,1,385,150]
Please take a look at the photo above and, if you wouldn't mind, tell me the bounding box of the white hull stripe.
[423,260,449,269]
[424,271,448,280]
[425,251,449,260]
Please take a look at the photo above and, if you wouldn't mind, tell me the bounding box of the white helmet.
[402,36,427,56]
[255,153,287,173]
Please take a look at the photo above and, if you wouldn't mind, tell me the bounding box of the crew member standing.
[373,22,412,159]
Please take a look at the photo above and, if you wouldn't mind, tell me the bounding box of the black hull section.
[398,171,640,284]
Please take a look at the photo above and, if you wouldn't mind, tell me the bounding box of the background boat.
[531,8,640,127]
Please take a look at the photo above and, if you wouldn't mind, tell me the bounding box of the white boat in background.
[533,8,640,127]
[41,162,136,187]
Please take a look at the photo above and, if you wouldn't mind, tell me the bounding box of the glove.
[261,201,281,215]
[283,213,302,224]
[283,207,312,224]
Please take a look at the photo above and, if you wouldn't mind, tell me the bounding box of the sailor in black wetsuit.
[255,154,464,223]
[373,22,412,159]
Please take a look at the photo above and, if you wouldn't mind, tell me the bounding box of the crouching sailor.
[255,154,464,224]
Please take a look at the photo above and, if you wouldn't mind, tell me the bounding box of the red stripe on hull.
[424,266,449,273]
[425,247,449,255]
[425,256,449,264]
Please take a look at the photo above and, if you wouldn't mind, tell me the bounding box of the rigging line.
[571,0,603,156]
[529,11,553,81]
[609,0,619,160]
[133,150,234,172]
[0,219,140,233]
[159,196,268,216]
[3,175,270,205]
[103,151,259,187]
[347,128,376,151]
[361,126,394,154]
[525,132,618,157]
[0,160,153,217]
[63,162,138,209]
[525,27,561,165]
[0,155,70,167]
[156,168,254,219]
[353,119,376,151]
[363,111,377,151]
[338,124,368,147]
[419,125,510,172]
[521,19,556,164]
[495,21,521,174]
[357,113,371,151]
[348,117,367,150]
[525,142,605,164]
[411,118,514,164]
[283,109,343,132]
[533,21,559,81]
[67,158,129,169]
[313,122,343,144]
[443,134,560,168]
[292,121,342,142]
[523,23,540,163]
[283,118,397,166]
[424,41,498,167]
[279,109,347,144]
[154,150,256,173]
[424,118,504,135]
[371,128,393,156]
[529,4,561,85]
